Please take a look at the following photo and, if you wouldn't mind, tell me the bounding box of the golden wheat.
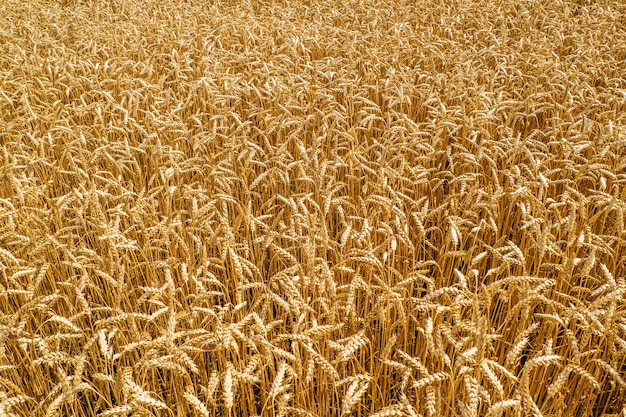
[0,0,625,416]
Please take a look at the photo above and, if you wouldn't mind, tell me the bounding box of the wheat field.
[0,0,625,416]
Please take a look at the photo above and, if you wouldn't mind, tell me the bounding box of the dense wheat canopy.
[1,0,625,416]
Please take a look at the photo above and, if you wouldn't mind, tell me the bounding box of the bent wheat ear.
[184,390,210,417]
